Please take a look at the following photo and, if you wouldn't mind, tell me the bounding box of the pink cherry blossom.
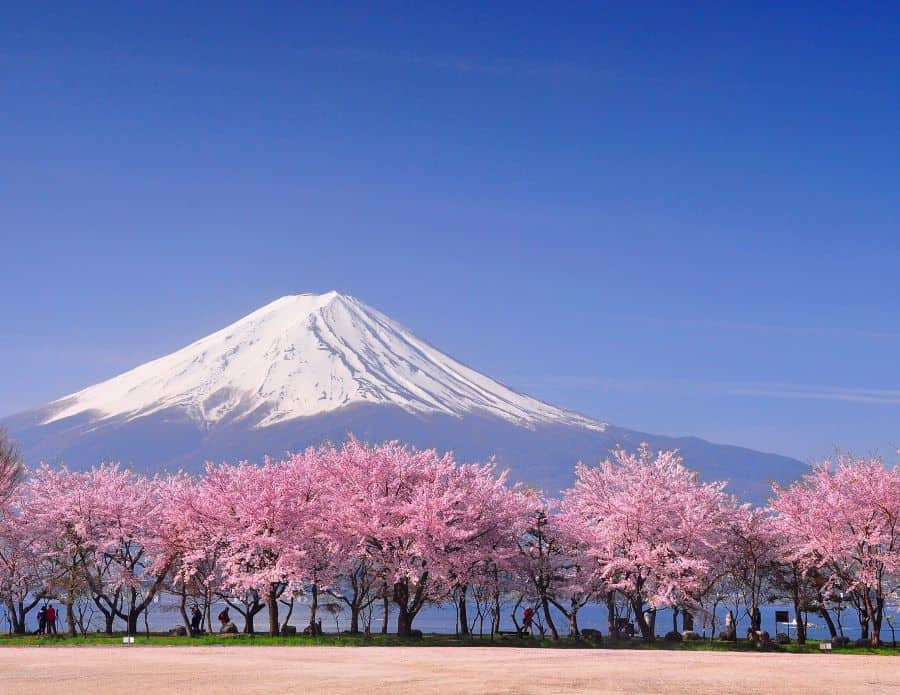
[770,453,900,646]
[562,443,730,640]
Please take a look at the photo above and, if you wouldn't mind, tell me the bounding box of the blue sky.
[2,3,898,462]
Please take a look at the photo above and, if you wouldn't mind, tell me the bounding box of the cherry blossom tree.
[152,472,221,635]
[190,460,292,635]
[770,454,900,646]
[514,502,575,640]
[23,435,900,645]
[0,491,48,633]
[441,460,526,637]
[189,452,337,636]
[25,464,178,635]
[718,505,778,634]
[323,547,379,634]
[24,465,93,635]
[549,503,603,637]
[562,444,729,641]
[310,442,384,634]
[280,448,341,635]
[319,438,521,637]
[0,436,37,634]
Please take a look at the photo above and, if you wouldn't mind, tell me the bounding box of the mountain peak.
[244,291,347,316]
[42,294,605,433]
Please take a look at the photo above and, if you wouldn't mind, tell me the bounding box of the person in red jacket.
[522,607,534,635]
[44,604,57,635]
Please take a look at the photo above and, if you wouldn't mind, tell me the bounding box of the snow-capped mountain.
[2,292,803,501]
[41,292,603,432]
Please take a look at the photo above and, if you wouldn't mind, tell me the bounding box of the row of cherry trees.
[0,434,897,644]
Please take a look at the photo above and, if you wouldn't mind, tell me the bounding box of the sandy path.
[0,646,896,694]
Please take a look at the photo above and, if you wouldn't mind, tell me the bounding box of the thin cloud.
[728,384,900,405]
[520,375,900,406]
[312,46,617,83]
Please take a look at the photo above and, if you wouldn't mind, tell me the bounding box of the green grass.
[0,632,897,655]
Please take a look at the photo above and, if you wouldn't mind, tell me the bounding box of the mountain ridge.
[2,292,804,502]
[40,292,604,433]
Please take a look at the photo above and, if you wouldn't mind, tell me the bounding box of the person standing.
[44,604,57,635]
[190,606,203,636]
[522,607,534,636]
[36,605,47,635]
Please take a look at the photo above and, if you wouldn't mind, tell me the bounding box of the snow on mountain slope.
[44,292,605,432]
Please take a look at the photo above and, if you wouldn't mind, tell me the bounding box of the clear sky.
[2,3,898,462]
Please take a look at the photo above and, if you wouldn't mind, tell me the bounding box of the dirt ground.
[1,646,897,694]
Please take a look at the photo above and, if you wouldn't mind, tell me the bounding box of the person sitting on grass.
[217,607,239,633]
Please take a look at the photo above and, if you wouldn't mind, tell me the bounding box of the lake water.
[16,596,897,642]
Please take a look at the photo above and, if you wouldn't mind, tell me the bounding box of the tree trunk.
[872,592,884,647]
[568,609,580,637]
[632,599,655,641]
[6,601,24,634]
[457,585,469,636]
[267,585,280,637]
[510,594,524,634]
[18,598,42,634]
[749,605,761,632]
[396,604,413,637]
[237,592,265,634]
[856,595,869,641]
[15,602,25,634]
[606,592,617,637]
[683,611,694,632]
[93,590,120,635]
[66,597,77,637]
[348,571,362,634]
[280,595,295,634]
[308,583,319,634]
[127,610,140,636]
[228,589,268,636]
[349,604,360,634]
[392,578,427,637]
[115,574,168,636]
[791,591,806,645]
[863,588,880,646]
[393,581,414,637]
[540,595,559,640]
[818,606,838,639]
[178,587,191,637]
[381,594,389,634]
